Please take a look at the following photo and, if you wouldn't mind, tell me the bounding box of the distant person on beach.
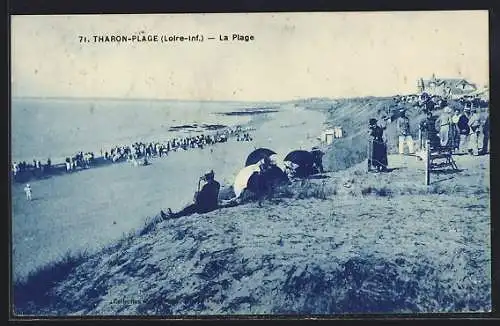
[161,170,220,219]
[396,109,414,155]
[65,158,71,172]
[24,184,32,201]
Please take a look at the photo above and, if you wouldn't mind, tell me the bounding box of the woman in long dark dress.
[368,118,388,172]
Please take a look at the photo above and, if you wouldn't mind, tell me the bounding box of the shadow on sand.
[308,174,331,180]
[432,169,464,175]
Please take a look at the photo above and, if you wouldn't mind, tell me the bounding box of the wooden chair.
[428,145,459,171]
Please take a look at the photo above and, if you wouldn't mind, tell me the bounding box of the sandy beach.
[12,104,326,282]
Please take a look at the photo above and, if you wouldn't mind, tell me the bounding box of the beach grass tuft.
[14,249,89,314]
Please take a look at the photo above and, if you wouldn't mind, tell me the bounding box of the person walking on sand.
[396,109,414,155]
[24,183,32,201]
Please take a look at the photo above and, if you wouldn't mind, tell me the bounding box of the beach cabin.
[320,127,343,145]
[320,129,335,145]
[333,126,343,138]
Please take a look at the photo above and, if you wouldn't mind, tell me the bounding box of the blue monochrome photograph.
[10,11,490,317]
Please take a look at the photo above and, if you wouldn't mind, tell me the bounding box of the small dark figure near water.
[161,170,220,219]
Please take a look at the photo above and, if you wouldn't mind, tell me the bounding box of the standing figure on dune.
[468,107,482,156]
[161,170,220,220]
[457,106,471,154]
[368,118,388,172]
[396,109,414,155]
[450,109,461,152]
[481,114,489,155]
[419,110,440,150]
[435,105,453,147]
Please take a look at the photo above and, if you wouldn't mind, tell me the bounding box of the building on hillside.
[417,74,478,99]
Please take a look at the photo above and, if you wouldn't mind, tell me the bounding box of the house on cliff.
[417,74,478,99]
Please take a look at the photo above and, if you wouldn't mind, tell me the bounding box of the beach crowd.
[12,126,255,181]
[368,92,489,172]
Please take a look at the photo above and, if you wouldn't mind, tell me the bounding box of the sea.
[11,97,265,164]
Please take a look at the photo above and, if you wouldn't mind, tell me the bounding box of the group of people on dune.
[368,92,489,172]
[160,146,325,220]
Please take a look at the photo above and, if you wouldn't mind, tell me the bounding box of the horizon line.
[11,94,404,103]
[11,95,292,103]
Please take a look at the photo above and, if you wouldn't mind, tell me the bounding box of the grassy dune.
[13,152,490,316]
[13,97,491,316]
[319,96,427,172]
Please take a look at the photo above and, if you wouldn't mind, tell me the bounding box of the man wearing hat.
[161,170,220,219]
[450,108,461,152]
[419,92,435,114]
[457,106,471,153]
[468,107,482,156]
[435,105,453,147]
[396,109,414,155]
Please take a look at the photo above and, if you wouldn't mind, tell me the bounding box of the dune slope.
[14,152,491,315]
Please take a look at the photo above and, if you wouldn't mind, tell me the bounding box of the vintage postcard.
[10,11,490,317]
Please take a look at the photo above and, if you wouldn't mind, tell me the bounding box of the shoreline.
[10,108,271,184]
[10,99,281,164]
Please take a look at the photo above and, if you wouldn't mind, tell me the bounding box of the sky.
[11,11,489,102]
